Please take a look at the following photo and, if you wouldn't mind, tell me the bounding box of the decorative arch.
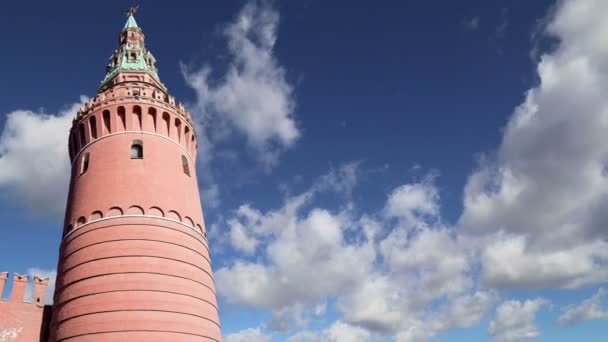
[89,211,103,221]
[196,224,204,235]
[167,210,181,222]
[184,216,194,227]
[148,207,164,217]
[127,205,145,215]
[76,216,86,227]
[107,207,123,217]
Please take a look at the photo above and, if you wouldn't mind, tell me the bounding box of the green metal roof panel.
[123,15,139,30]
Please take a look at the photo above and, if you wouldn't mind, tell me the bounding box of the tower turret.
[50,8,221,342]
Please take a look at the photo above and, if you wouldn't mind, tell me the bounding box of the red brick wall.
[0,273,50,342]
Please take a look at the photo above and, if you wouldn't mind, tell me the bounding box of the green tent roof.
[123,15,139,31]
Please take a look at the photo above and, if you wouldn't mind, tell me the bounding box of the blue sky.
[1,0,608,341]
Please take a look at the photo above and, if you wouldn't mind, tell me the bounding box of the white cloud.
[223,163,363,255]
[216,204,375,311]
[183,0,298,169]
[0,98,86,218]
[228,215,260,255]
[287,330,319,342]
[288,321,378,342]
[319,321,374,342]
[488,298,548,342]
[558,288,608,325]
[216,170,492,339]
[384,179,439,228]
[196,0,608,339]
[481,234,608,289]
[337,274,404,333]
[224,327,271,342]
[312,162,361,197]
[432,291,497,332]
[224,192,311,255]
[459,0,608,289]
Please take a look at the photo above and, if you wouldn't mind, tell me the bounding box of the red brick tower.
[49,8,221,341]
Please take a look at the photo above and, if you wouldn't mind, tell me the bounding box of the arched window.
[184,126,190,149]
[68,136,75,160]
[102,110,111,134]
[117,106,126,131]
[182,155,190,176]
[70,134,78,154]
[161,112,170,136]
[147,107,157,132]
[131,140,143,159]
[81,153,90,174]
[89,116,98,139]
[132,105,142,130]
[175,119,182,143]
[79,123,86,147]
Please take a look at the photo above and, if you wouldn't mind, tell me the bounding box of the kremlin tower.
[48,8,222,341]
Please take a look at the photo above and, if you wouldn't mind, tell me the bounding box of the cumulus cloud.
[224,327,271,342]
[558,288,608,325]
[384,178,439,228]
[488,298,548,342]
[200,0,608,339]
[216,204,375,312]
[224,163,363,255]
[183,0,298,169]
[312,162,361,198]
[288,321,378,342]
[318,321,374,342]
[0,98,86,218]
[459,0,608,289]
[216,169,492,339]
[481,234,608,289]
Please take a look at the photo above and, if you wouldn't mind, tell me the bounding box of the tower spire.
[100,5,164,91]
[123,5,140,30]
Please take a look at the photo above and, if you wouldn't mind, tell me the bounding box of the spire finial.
[126,5,140,17]
[123,5,141,31]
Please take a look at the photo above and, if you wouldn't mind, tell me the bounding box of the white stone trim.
[65,214,206,241]
[72,131,194,165]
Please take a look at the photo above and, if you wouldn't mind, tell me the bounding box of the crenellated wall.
[0,273,52,342]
